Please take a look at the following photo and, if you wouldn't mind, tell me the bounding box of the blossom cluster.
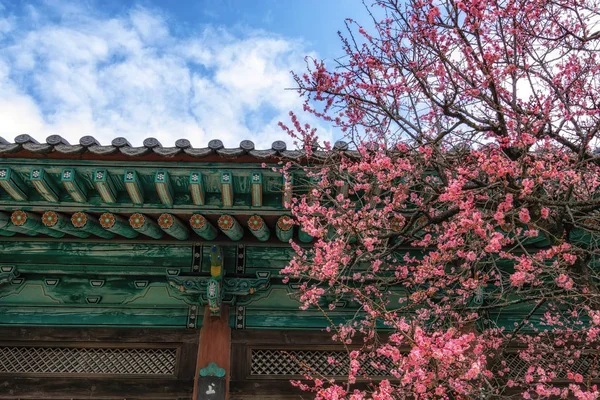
[281,0,600,398]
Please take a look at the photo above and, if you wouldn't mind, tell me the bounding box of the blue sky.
[0,0,370,148]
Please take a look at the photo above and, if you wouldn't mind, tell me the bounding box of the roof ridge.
[0,135,353,160]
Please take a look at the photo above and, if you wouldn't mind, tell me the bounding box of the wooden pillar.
[193,305,231,400]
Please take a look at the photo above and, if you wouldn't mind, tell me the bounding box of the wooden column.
[193,305,231,400]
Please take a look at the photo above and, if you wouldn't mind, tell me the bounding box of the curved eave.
[0,135,354,163]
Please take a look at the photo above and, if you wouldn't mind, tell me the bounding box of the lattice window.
[250,349,392,377]
[250,349,600,381]
[0,346,177,375]
[501,352,599,380]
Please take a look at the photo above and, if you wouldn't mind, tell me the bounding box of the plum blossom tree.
[280,0,600,398]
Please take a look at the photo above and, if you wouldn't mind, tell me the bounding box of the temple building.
[2,134,593,399]
[0,134,365,400]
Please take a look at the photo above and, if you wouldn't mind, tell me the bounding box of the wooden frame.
[0,327,199,399]
[0,341,182,379]
[241,344,352,381]
[230,330,354,399]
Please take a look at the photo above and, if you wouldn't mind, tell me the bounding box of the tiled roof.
[0,134,353,160]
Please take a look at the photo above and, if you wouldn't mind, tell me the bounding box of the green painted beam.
[220,170,233,207]
[60,168,87,203]
[1,157,278,169]
[41,211,90,238]
[99,212,139,238]
[93,168,117,203]
[155,170,174,207]
[158,213,190,240]
[0,166,28,201]
[245,247,295,271]
[10,210,64,238]
[251,171,262,207]
[0,212,37,236]
[30,167,60,202]
[71,212,115,239]
[129,212,164,239]
[189,214,217,240]
[124,169,144,204]
[0,204,288,216]
[244,309,361,330]
[217,214,243,241]
[247,215,270,241]
[0,273,186,305]
[0,306,193,328]
[1,163,294,213]
[275,215,294,242]
[189,171,205,205]
[298,227,313,243]
[0,241,193,268]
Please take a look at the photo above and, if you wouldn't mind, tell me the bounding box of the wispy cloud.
[0,2,330,148]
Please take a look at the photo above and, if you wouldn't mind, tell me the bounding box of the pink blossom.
[519,208,531,223]
[555,274,574,289]
[563,253,577,265]
[279,0,600,397]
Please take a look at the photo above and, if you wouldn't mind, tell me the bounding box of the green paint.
[42,211,90,238]
[0,219,38,236]
[275,216,294,243]
[0,273,181,305]
[251,171,262,207]
[71,212,114,239]
[0,305,193,328]
[298,228,313,243]
[217,215,243,241]
[93,168,117,203]
[1,161,293,211]
[1,161,291,211]
[10,211,64,238]
[30,167,60,202]
[244,309,356,330]
[129,213,164,239]
[200,362,226,377]
[154,170,174,207]
[124,169,144,204]
[99,212,139,238]
[61,168,87,203]
[247,215,270,241]
[220,170,233,207]
[158,213,189,240]
[167,272,270,308]
[0,266,18,285]
[0,241,192,268]
[245,247,295,271]
[189,214,218,240]
[189,171,206,205]
[0,157,566,331]
[0,228,16,237]
[0,166,28,201]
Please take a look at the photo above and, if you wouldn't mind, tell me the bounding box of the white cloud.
[0,59,44,131]
[0,2,332,148]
